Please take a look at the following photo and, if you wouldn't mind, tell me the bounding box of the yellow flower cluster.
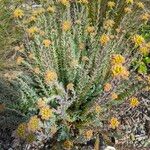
[27,115,40,132]
[110,117,119,129]
[63,140,73,150]
[40,106,53,120]
[111,64,129,79]
[67,83,74,90]
[16,123,26,138]
[111,92,118,100]
[37,98,47,108]
[43,39,52,48]
[44,70,58,83]
[62,21,71,32]
[130,97,139,108]
[136,2,144,9]
[104,83,112,92]
[16,56,24,65]
[84,129,93,140]
[47,6,55,13]
[132,34,145,47]
[103,19,115,30]
[86,26,95,33]
[107,1,115,9]
[126,0,133,4]
[140,13,150,22]
[99,34,110,46]
[124,7,132,14]
[60,0,70,6]
[13,8,24,18]
[111,54,125,65]
[26,26,39,37]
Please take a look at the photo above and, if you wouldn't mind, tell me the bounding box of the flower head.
[110,117,120,129]
[16,123,26,138]
[111,54,125,65]
[60,0,70,6]
[84,130,93,140]
[107,1,115,9]
[63,140,73,150]
[126,0,133,4]
[33,67,41,74]
[139,45,149,55]
[100,34,110,46]
[86,26,95,33]
[124,7,132,14]
[111,64,129,79]
[136,2,144,9]
[103,19,115,30]
[95,104,101,113]
[47,6,55,13]
[37,98,47,108]
[27,116,40,132]
[111,92,118,100]
[67,83,74,90]
[27,26,39,37]
[130,97,139,108]
[104,83,112,92]
[16,56,24,65]
[44,70,58,83]
[62,21,71,31]
[43,39,52,47]
[132,34,145,47]
[140,13,150,22]
[40,106,53,120]
[13,8,24,18]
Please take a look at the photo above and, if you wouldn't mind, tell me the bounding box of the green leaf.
[138,63,147,74]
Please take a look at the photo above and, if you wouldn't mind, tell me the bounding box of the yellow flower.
[47,6,55,13]
[104,83,112,92]
[107,1,115,8]
[79,43,85,50]
[99,34,110,46]
[44,70,58,83]
[79,0,89,4]
[132,34,145,47]
[43,39,52,48]
[86,26,95,33]
[140,13,150,22]
[27,116,40,132]
[37,98,46,108]
[111,64,129,79]
[28,16,37,22]
[130,97,139,108]
[13,8,24,18]
[95,104,101,113]
[60,0,70,6]
[63,140,73,150]
[16,123,26,138]
[40,106,53,120]
[139,45,149,55]
[111,92,118,100]
[110,117,120,129]
[111,54,125,65]
[136,2,144,9]
[124,7,132,14]
[27,26,39,37]
[82,56,89,62]
[33,67,41,74]
[84,130,93,140]
[16,56,24,65]
[103,19,115,30]
[62,21,71,31]
[126,0,133,4]
[67,83,74,90]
